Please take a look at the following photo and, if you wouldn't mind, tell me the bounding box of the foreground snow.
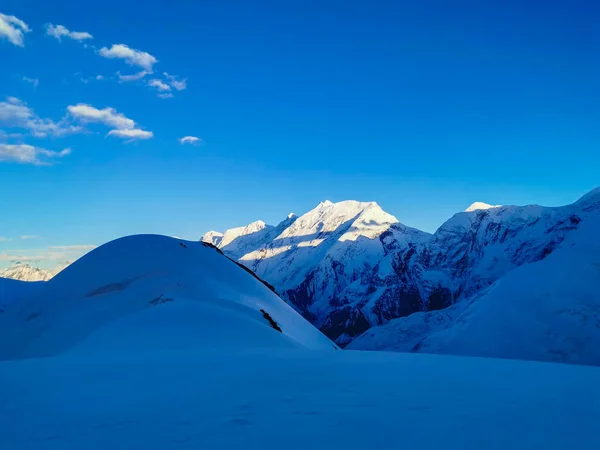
[0,349,598,450]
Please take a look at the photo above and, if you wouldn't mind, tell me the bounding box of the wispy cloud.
[48,245,96,251]
[23,76,39,88]
[0,237,11,242]
[157,93,174,99]
[67,104,135,129]
[148,78,171,92]
[45,23,93,42]
[20,235,41,240]
[67,103,153,140]
[163,72,187,91]
[117,70,148,82]
[0,143,71,165]
[0,97,82,137]
[99,44,157,71]
[107,128,153,140]
[77,73,106,84]
[179,136,202,145]
[0,12,30,47]
[0,244,96,264]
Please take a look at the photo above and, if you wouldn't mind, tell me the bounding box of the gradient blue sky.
[1,0,599,269]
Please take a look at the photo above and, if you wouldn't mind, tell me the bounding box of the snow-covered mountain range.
[0,261,71,282]
[2,231,598,449]
[2,232,599,449]
[202,187,600,363]
[0,262,53,282]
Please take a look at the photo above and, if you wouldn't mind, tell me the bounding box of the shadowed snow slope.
[0,235,336,361]
[0,278,46,309]
[0,350,598,449]
[349,208,600,366]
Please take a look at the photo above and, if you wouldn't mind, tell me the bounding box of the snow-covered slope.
[0,262,52,282]
[349,201,600,366]
[0,278,46,314]
[1,349,599,449]
[0,235,336,360]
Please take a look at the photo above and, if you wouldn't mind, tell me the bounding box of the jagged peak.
[287,213,297,219]
[317,200,333,208]
[465,202,501,212]
[244,220,268,230]
[315,199,382,211]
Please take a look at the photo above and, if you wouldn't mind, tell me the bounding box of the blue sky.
[1,0,599,269]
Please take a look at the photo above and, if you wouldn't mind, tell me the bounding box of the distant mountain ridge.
[0,262,52,282]
[202,187,600,353]
[0,261,71,282]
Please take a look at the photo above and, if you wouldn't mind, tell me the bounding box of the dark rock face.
[427,287,453,311]
[320,306,371,344]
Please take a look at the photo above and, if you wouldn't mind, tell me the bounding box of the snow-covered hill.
[0,262,52,282]
[0,235,336,361]
[203,187,600,353]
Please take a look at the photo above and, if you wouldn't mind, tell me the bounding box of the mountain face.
[202,187,600,349]
[348,204,600,366]
[0,262,52,282]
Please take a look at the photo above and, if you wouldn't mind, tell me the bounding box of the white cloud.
[20,235,41,240]
[0,130,21,141]
[23,77,39,88]
[117,70,148,82]
[67,104,135,129]
[157,93,173,99]
[0,97,82,137]
[0,143,71,165]
[107,128,153,140]
[99,44,157,71]
[48,245,96,251]
[179,136,202,145]
[0,12,30,47]
[163,72,187,91]
[67,103,153,140]
[78,74,105,84]
[148,79,171,92]
[45,23,93,42]
[0,237,10,242]
[0,244,96,264]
